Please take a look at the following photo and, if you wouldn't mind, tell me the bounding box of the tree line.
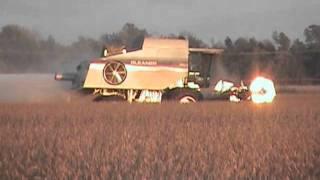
[0,23,319,83]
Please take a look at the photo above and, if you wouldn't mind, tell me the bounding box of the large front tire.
[166,88,202,104]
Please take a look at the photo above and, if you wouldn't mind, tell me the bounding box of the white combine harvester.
[55,38,275,103]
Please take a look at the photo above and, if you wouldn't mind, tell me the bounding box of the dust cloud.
[0,74,79,103]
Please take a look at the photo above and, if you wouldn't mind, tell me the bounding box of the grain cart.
[55,38,224,103]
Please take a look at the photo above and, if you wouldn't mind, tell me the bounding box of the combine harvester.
[55,38,275,103]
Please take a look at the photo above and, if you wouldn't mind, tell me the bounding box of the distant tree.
[44,35,56,50]
[233,38,253,52]
[179,32,208,48]
[290,39,306,53]
[0,25,42,72]
[224,36,233,49]
[72,36,101,53]
[0,22,319,79]
[102,33,123,47]
[119,23,148,49]
[101,23,148,50]
[304,25,320,47]
[258,40,276,52]
[248,38,258,50]
[286,39,307,79]
[209,38,224,48]
[0,24,40,50]
[303,25,320,78]
[272,31,291,51]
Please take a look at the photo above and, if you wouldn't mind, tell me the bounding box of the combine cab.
[55,38,229,103]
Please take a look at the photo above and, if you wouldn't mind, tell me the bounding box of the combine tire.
[167,88,202,103]
[93,95,125,102]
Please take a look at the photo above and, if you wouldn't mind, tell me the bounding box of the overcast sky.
[1,0,320,44]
